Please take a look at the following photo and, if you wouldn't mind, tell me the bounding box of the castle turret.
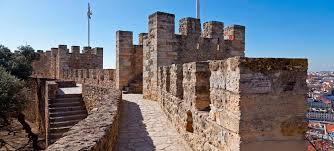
[143,12,177,100]
[150,12,177,66]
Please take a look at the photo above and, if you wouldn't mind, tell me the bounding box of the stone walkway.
[57,84,82,95]
[116,94,191,151]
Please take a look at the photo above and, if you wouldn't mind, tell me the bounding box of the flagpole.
[88,2,91,47]
[196,0,200,19]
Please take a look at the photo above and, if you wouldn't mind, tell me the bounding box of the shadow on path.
[116,99,155,151]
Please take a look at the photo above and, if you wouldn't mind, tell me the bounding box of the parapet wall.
[142,12,246,100]
[32,45,103,79]
[158,57,308,151]
[62,68,115,88]
[47,84,122,151]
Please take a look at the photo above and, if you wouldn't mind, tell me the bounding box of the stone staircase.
[48,92,87,145]
[124,74,143,94]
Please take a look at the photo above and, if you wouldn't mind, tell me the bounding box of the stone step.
[49,110,87,118]
[48,138,58,145]
[48,132,64,141]
[49,114,87,123]
[50,119,81,128]
[49,97,83,104]
[49,102,83,108]
[49,126,72,134]
[56,80,76,88]
[56,94,82,98]
[49,106,85,112]
[129,83,141,87]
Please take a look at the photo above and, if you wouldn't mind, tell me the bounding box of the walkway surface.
[116,94,191,151]
[57,84,82,95]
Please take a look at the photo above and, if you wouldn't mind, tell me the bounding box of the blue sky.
[0,0,333,71]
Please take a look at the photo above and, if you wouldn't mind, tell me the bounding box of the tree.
[0,66,27,126]
[0,44,41,150]
[0,45,12,70]
[17,45,39,63]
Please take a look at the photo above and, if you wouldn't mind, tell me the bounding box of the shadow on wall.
[116,100,155,151]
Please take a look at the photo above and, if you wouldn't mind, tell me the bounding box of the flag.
[87,3,92,19]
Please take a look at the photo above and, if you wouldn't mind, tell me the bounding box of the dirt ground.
[0,119,45,151]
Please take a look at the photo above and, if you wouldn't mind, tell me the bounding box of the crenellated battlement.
[62,68,115,87]
[32,45,103,79]
[139,11,246,100]
[36,45,103,56]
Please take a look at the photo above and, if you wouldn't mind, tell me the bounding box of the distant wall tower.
[116,31,133,90]
[116,31,144,92]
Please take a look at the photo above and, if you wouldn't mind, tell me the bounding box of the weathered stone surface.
[157,57,308,151]
[183,62,211,111]
[115,31,144,92]
[170,64,183,98]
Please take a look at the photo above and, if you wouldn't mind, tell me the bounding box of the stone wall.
[62,68,115,88]
[158,57,308,151]
[32,45,103,79]
[142,12,246,100]
[116,31,144,91]
[24,78,48,137]
[47,84,122,151]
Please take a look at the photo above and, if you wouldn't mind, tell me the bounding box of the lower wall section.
[159,91,240,151]
[46,84,122,151]
[157,57,308,151]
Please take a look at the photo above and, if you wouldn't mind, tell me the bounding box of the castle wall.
[32,45,103,79]
[142,12,246,100]
[32,51,52,78]
[157,57,308,151]
[62,68,115,88]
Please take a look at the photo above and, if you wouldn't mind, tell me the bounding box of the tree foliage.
[0,67,28,125]
[0,45,39,79]
[0,44,38,123]
[0,44,41,150]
